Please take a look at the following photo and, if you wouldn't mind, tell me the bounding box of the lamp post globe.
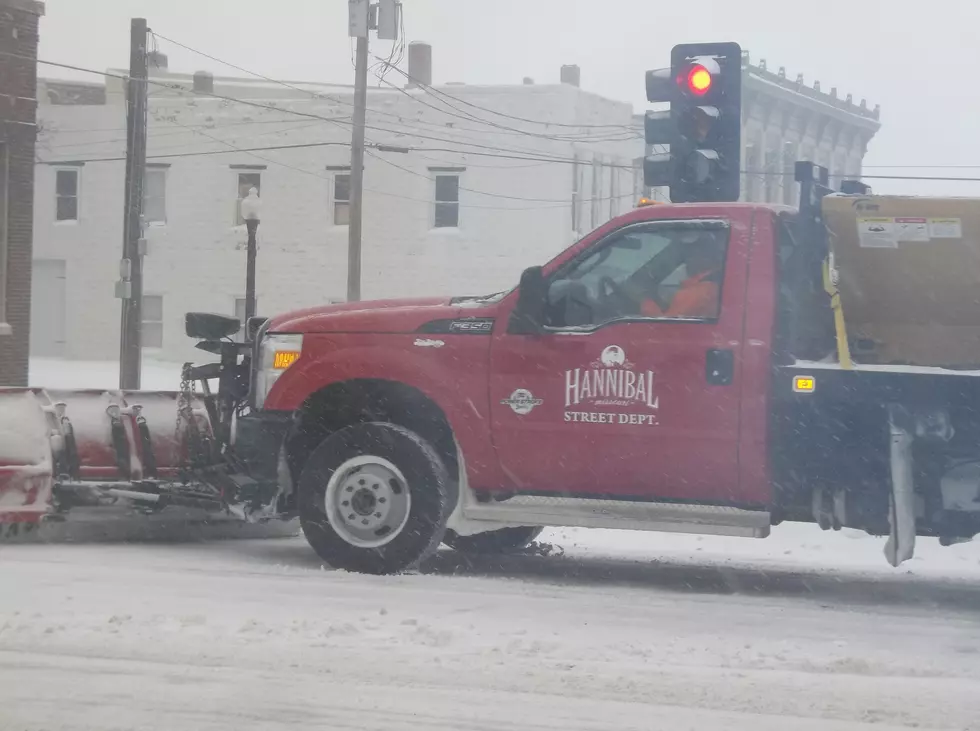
[241,187,261,224]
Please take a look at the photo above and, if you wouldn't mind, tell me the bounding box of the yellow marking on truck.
[793,376,815,393]
[273,351,300,370]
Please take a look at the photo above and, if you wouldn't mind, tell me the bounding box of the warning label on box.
[895,217,929,242]
[857,217,898,248]
[928,217,962,238]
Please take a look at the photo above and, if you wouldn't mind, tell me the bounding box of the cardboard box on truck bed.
[823,194,980,368]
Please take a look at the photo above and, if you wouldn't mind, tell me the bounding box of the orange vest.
[640,270,720,318]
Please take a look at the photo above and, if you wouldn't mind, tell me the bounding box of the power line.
[151,32,639,146]
[41,115,334,138]
[6,52,337,120]
[365,146,636,204]
[18,51,635,169]
[368,59,639,143]
[374,56,639,132]
[370,71,640,144]
[863,165,980,170]
[41,119,327,153]
[141,128,616,211]
[23,50,980,185]
[149,30,432,138]
[147,35,635,159]
[38,136,636,208]
[40,140,350,163]
[45,121,980,184]
[41,136,641,173]
[742,170,980,183]
[36,53,976,192]
[147,33,638,171]
[150,31,367,115]
[410,150,553,169]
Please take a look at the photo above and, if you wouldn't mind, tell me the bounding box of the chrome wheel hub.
[324,455,411,548]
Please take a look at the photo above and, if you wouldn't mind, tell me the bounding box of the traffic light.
[644,42,742,203]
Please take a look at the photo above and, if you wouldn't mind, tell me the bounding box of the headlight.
[254,333,303,409]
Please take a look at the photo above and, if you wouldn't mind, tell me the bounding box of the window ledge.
[54,219,79,226]
[0,323,11,337]
[429,226,461,234]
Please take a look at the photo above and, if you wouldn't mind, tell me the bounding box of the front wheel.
[298,422,450,575]
[443,526,544,555]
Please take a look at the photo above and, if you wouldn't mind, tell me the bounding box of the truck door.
[488,214,753,504]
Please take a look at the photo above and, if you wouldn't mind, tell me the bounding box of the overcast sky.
[37,0,980,196]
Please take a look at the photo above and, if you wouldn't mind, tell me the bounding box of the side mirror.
[509,266,548,334]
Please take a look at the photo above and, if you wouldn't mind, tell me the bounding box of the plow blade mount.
[0,388,218,525]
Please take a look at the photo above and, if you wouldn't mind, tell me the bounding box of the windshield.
[3,3,979,730]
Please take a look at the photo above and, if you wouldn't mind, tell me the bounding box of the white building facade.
[738,53,881,206]
[30,51,879,365]
[32,58,643,363]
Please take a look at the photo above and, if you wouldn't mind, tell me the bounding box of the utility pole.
[118,17,149,389]
[347,32,368,303]
[347,0,399,302]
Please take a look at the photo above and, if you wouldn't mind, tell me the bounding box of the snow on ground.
[2,524,979,730]
[7,358,980,728]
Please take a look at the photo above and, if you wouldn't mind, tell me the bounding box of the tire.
[298,422,449,575]
[443,526,544,555]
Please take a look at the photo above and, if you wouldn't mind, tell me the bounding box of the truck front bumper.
[234,410,294,483]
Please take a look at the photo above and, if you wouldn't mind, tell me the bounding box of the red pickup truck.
[247,200,779,573]
[4,169,979,573]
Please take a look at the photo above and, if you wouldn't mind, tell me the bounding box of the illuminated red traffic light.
[686,65,713,96]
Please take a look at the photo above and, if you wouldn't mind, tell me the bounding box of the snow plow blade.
[0,387,220,527]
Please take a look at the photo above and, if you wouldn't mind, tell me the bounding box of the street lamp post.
[240,187,261,325]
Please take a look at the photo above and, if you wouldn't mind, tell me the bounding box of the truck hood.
[266,296,463,334]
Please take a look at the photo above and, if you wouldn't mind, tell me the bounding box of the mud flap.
[884,405,916,567]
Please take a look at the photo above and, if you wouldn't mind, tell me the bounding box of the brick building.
[0,0,44,386]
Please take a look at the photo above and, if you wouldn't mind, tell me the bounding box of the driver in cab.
[640,232,723,319]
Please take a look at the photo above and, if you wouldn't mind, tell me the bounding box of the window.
[235,172,262,225]
[333,172,351,225]
[546,224,729,329]
[143,167,167,224]
[142,295,163,349]
[56,168,79,221]
[433,173,460,228]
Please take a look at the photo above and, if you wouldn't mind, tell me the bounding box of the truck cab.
[242,201,794,573]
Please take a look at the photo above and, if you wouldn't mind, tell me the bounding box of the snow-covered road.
[2,525,979,730]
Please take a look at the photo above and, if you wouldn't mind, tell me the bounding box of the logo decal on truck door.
[501,389,544,415]
[564,345,659,426]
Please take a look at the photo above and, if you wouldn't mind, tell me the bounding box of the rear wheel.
[298,422,449,574]
[444,526,544,555]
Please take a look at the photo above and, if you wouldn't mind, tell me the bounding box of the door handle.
[706,349,734,385]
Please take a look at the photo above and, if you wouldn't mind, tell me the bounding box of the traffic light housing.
[644,42,742,203]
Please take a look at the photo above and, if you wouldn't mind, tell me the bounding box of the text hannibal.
[564,368,659,410]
